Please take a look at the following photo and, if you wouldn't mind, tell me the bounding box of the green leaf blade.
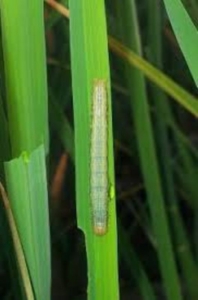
[4,145,51,300]
[163,0,198,86]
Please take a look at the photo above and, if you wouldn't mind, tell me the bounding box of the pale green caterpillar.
[90,79,108,235]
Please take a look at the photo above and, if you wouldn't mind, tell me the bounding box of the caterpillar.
[90,79,108,236]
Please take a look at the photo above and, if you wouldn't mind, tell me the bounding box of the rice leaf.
[4,145,51,300]
[69,0,119,299]
[0,183,34,300]
[162,0,198,86]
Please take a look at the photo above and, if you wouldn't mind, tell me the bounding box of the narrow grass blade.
[0,0,49,156]
[115,1,182,299]
[45,0,69,18]
[162,0,198,86]
[147,1,198,298]
[4,145,51,300]
[108,37,198,118]
[0,2,51,299]
[118,223,156,300]
[69,0,119,299]
[44,2,198,117]
[0,183,34,300]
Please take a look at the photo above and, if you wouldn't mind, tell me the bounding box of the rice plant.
[0,0,198,299]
